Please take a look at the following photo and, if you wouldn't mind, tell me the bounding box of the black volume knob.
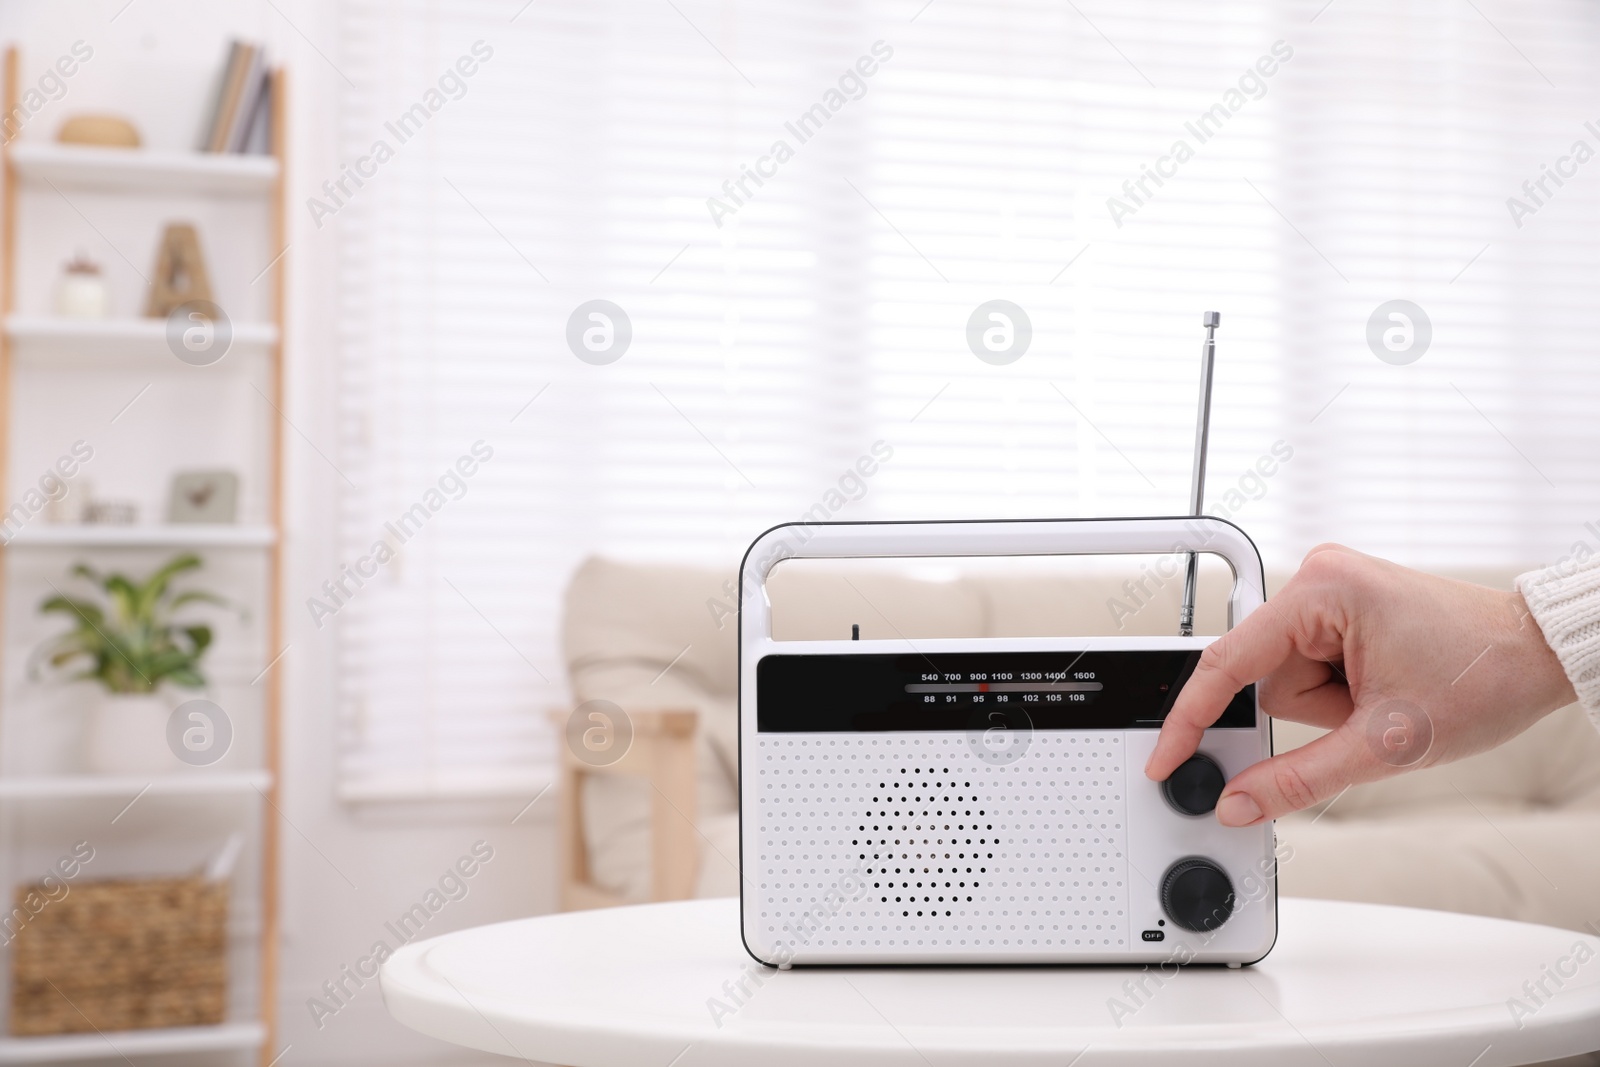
[1161,753,1226,816]
[1161,858,1235,933]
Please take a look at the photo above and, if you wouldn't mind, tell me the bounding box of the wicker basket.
[9,875,227,1036]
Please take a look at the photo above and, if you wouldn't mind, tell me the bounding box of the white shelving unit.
[0,48,287,1066]
[6,315,278,367]
[0,771,272,800]
[4,524,277,548]
[8,142,278,196]
[0,1021,268,1064]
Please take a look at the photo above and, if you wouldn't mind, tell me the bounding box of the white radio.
[737,315,1278,967]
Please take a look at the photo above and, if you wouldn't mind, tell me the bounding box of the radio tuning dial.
[1161,753,1226,816]
[1161,858,1235,933]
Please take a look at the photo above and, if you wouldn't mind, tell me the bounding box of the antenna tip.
[1203,311,1221,328]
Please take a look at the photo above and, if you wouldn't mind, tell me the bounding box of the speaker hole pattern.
[754,732,1131,958]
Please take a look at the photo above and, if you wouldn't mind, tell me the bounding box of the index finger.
[1144,590,1306,781]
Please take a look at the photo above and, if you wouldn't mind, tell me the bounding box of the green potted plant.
[34,553,231,774]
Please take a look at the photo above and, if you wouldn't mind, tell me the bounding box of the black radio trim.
[756,649,1255,732]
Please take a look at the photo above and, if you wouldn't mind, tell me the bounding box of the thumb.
[1214,726,1376,826]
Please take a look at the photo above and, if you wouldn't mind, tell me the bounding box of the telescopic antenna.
[1178,311,1220,638]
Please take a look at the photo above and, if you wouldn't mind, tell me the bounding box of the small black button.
[1162,753,1226,816]
[1141,929,1165,942]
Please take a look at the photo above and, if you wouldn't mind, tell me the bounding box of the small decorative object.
[54,251,109,319]
[56,113,141,148]
[33,554,232,775]
[46,479,91,525]
[43,488,76,524]
[80,499,137,525]
[168,470,239,524]
[10,874,225,1034]
[145,223,213,319]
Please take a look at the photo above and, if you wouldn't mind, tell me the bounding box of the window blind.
[333,0,1600,798]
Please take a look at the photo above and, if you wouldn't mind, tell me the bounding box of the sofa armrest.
[548,707,699,910]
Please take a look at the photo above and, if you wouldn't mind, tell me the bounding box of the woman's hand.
[1146,543,1577,826]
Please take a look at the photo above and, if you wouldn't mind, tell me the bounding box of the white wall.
[0,3,557,1064]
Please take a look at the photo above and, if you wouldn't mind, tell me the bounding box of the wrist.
[1517,557,1600,729]
[1507,588,1580,715]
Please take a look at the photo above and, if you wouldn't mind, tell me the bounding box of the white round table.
[382,897,1600,1067]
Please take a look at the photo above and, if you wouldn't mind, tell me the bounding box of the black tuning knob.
[1161,858,1235,933]
[1161,753,1226,816]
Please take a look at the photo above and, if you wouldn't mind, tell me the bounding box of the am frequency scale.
[737,314,1278,966]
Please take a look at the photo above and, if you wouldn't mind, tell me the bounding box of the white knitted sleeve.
[1516,556,1600,731]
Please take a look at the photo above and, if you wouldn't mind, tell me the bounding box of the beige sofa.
[561,553,1600,933]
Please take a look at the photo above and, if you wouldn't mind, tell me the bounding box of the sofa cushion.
[1278,807,1600,931]
[565,557,738,699]
[766,560,988,641]
[977,553,1234,638]
[1274,702,1600,816]
[1274,703,1600,932]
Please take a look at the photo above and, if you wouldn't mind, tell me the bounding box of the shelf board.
[0,771,272,800]
[8,141,279,195]
[0,1021,265,1063]
[4,524,276,548]
[5,315,277,367]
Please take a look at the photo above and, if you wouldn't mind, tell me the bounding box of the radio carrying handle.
[739,515,1265,647]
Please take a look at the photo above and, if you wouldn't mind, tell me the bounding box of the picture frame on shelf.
[168,470,239,524]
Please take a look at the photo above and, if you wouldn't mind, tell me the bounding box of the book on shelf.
[200,39,272,154]
[236,68,273,154]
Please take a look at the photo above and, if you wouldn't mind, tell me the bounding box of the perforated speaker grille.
[753,732,1132,957]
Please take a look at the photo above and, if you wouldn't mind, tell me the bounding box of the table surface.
[382,897,1600,1067]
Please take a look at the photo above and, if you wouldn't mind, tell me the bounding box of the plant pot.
[84,692,181,775]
